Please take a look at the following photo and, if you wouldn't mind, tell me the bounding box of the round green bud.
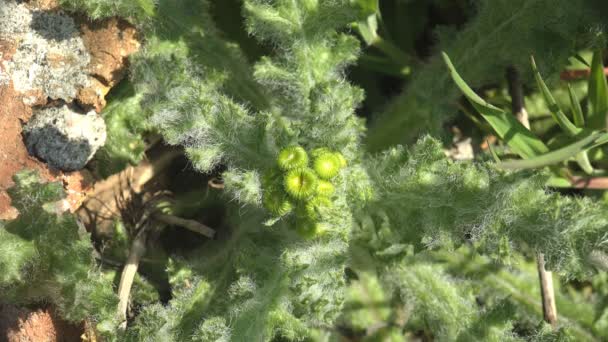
[263,190,293,216]
[313,152,341,179]
[283,168,318,200]
[334,152,347,168]
[277,146,308,170]
[316,180,335,196]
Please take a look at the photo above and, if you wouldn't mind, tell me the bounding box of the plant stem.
[372,37,414,70]
[358,54,411,77]
[153,213,215,238]
[507,65,558,328]
[536,253,558,328]
[506,66,530,129]
[117,223,151,329]
[116,210,214,328]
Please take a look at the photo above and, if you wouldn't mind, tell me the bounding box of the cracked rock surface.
[23,105,107,171]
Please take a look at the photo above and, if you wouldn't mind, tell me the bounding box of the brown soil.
[0,304,83,342]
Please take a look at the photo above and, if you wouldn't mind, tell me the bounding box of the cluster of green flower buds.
[263,146,347,238]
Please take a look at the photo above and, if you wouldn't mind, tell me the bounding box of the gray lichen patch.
[23,105,107,171]
[0,0,91,101]
[0,0,32,37]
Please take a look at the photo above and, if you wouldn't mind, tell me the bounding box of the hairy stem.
[372,36,415,70]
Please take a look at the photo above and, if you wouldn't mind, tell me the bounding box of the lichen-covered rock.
[0,0,91,102]
[23,105,106,171]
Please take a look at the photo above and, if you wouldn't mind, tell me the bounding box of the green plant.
[444,50,608,185]
[0,171,119,333]
[365,0,608,151]
[2,0,608,340]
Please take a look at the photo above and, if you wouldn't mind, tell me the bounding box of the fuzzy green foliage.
[343,246,608,341]
[244,0,366,158]
[366,0,608,150]
[131,0,274,172]
[130,0,367,174]
[122,207,350,341]
[384,263,520,341]
[359,136,608,277]
[19,0,608,340]
[94,81,149,178]
[58,0,155,21]
[0,171,118,331]
[434,249,606,341]
[115,1,366,339]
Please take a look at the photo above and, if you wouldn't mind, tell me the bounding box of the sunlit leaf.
[573,53,591,68]
[587,50,608,129]
[354,12,378,46]
[575,151,594,175]
[487,140,501,163]
[499,132,608,170]
[568,83,585,127]
[442,52,548,159]
[530,56,581,136]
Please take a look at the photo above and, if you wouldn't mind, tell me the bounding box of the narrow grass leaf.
[568,83,585,127]
[442,52,548,159]
[573,53,591,68]
[531,56,581,136]
[487,140,501,163]
[575,151,594,175]
[587,50,608,129]
[499,132,608,170]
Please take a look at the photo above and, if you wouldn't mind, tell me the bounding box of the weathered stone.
[23,105,106,171]
[0,0,91,102]
[0,0,138,219]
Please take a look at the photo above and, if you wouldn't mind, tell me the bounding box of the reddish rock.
[0,304,83,342]
[24,0,60,11]
[77,17,140,112]
[0,71,57,219]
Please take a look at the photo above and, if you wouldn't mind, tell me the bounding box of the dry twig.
[153,213,216,238]
[507,65,558,328]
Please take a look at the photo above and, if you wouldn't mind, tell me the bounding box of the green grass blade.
[530,56,581,136]
[442,52,548,159]
[568,83,585,127]
[487,140,501,163]
[498,132,608,170]
[573,53,591,68]
[590,131,608,149]
[575,151,594,175]
[587,50,608,129]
